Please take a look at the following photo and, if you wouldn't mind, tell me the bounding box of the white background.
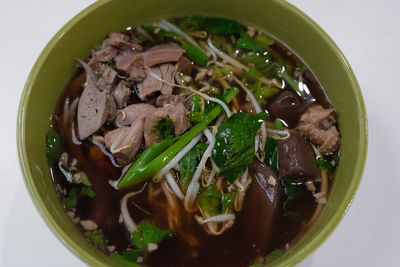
[0,0,399,266]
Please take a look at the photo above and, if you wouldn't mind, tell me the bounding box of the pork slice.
[104,117,145,165]
[88,46,117,66]
[268,90,305,128]
[144,44,184,67]
[77,59,98,86]
[137,63,177,100]
[144,103,190,147]
[77,84,108,140]
[241,160,282,251]
[277,130,320,181]
[156,94,186,107]
[159,63,177,95]
[115,103,156,127]
[112,81,131,109]
[106,93,117,122]
[164,102,190,136]
[115,52,144,74]
[96,67,118,93]
[297,104,340,155]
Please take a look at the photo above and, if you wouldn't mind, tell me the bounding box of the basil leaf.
[213,112,267,183]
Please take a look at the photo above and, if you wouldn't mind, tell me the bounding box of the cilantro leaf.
[131,222,170,251]
[152,117,174,139]
[84,230,105,249]
[266,249,284,263]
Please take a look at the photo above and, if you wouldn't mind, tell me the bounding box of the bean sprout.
[121,183,147,232]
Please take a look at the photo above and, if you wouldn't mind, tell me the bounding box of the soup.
[46,16,341,266]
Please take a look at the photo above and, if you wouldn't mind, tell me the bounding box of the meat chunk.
[297,104,340,155]
[144,45,184,67]
[136,63,177,100]
[115,52,143,74]
[144,103,190,147]
[268,90,305,127]
[88,46,117,66]
[156,94,186,107]
[88,32,142,66]
[77,59,98,86]
[176,56,192,75]
[115,103,156,127]
[104,117,145,165]
[112,81,131,109]
[241,160,282,251]
[77,84,109,140]
[95,67,118,93]
[277,130,320,181]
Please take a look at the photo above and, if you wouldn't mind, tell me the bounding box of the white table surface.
[1,0,399,266]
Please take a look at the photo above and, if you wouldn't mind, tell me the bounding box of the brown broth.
[48,18,334,267]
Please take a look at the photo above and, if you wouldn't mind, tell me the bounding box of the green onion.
[182,42,209,66]
[117,88,239,189]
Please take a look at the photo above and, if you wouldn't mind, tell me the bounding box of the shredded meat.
[297,104,341,155]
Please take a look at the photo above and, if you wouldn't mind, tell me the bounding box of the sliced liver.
[77,84,109,140]
[277,130,320,181]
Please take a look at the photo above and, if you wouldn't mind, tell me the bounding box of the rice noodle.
[161,181,179,229]
[165,171,184,200]
[196,214,235,224]
[266,128,290,140]
[184,128,216,210]
[234,174,252,212]
[156,133,202,180]
[158,19,205,53]
[120,183,147,232]
[147,70,232,117]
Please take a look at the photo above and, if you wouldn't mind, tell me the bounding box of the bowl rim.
[17,0,368,266]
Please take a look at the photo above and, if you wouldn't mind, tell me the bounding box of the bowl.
[17,0,367,266]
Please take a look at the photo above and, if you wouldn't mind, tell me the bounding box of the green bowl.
[17,0,367,266]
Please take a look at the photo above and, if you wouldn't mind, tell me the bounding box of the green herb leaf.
[221,193,236,213]
[131,221,170,250]
[180,143,208,193]
[80,186,96,198]
[195,16,245,34]
[45,129,62,165]
[237,32,263,52]
[152,117,174,139]
[316,156,334,175]
[84,230,105,249]
[266,249,284,263]
[213,112,268,183]
[62,196,77,209]
[264,138,278,174]
[182,42,209,66]
[189,111,206,123]
[197,185,222,216]
[274,119,283,130]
